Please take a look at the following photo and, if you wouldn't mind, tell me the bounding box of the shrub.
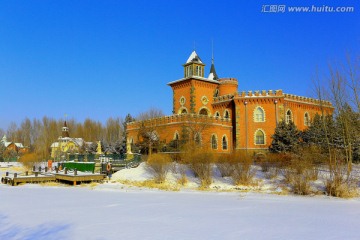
[230,151,255,186]
[181,143,215,188]
[177,164,188,186]
[146,153,172,183]
[18,153,39,170]
[171,162,188,186]
[280,153,318,195]
[324,158,358,198]
[216,155,233,177]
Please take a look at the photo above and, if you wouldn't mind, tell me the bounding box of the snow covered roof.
[168,76,220,86]
[15,143,24,148]
[186,51,203,64]
[2,139,25,148]
[73,138,85,147]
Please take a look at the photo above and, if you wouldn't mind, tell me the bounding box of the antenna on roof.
[211,38,214,64]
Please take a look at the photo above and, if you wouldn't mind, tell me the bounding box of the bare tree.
[137,107,164,121]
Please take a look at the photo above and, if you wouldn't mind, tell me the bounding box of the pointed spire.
[62,120,70,138]
[208,41,218,80]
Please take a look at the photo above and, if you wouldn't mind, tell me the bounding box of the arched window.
[181,109,187,114]
[255,130,265,145]
[224,110,230,119]
[173,132,179,149]
[215,111,220,118]
[304,112,310,126]
[211,134,217,150]
[214,89,219,97]
[254,107,265,122]
[199,108,209,116]
[222,135,228,150]
[174,132,179,140]
[286,110,292,124]
[194,132,201,145]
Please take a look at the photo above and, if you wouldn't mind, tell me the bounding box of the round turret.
[218,78,238,96]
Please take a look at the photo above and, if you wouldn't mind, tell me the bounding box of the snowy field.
[1,162,360,240]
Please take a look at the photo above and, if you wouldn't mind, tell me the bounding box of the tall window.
[173,132,179,149]
[255,130,265,145]
[195,132,201,145]
[304,113,310,126]
[254,107,265,122]
[211,135,217,150]
[215,111,220,118]
[286,110,292,124]
[222,135,228,150]
[224,110,230,119]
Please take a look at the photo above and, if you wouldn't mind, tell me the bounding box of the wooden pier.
[1,171,106,186]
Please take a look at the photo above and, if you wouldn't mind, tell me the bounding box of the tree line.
[0,114,139,160]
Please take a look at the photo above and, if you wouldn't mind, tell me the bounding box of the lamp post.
[244,101,248,153]
[274,99,278,126]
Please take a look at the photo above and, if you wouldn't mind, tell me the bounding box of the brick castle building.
[127,51,333,154]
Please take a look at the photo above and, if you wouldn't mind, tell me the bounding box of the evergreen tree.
[122,114,135,152]
[269,121,301,153]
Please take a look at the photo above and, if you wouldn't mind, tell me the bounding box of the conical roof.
[208,59,218,80]
[186,51,203,64]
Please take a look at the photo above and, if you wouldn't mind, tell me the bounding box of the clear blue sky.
[0,0,359,130]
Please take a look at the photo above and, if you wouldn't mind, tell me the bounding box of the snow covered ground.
[1,162,360,240]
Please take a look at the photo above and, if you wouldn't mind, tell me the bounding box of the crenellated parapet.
[283,93,332,107]
[237,89,283,97]
[127,113,232,130]
[218,78,238,85]
[218,78,238,96]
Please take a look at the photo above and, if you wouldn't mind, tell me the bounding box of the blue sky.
[0,0,359,130]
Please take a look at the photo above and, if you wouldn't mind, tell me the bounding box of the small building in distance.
[1,135,29,156]
[50,121,92,160]
[127,51,333,154]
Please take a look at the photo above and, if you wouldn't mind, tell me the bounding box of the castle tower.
[168,51,219,116]
[183,51,205,78]
[62,121,70,138]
